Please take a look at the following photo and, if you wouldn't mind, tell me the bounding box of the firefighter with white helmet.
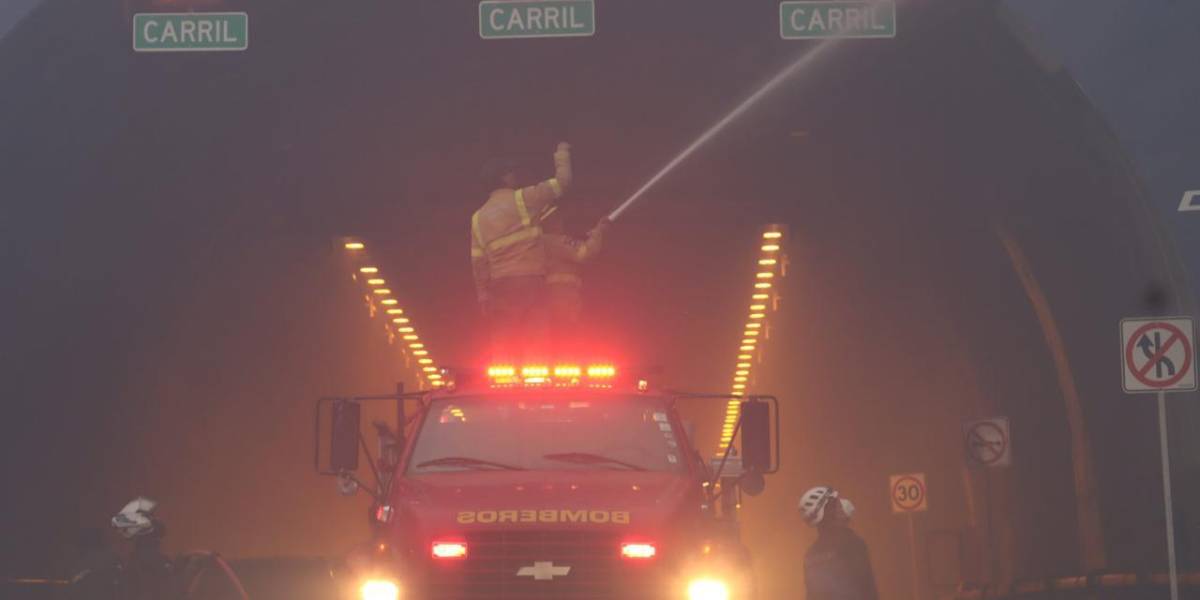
[799,486,879,600]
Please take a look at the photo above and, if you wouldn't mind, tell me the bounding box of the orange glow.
[521,365,550,378]
[620,543,657,559]
[432,542,468,559]
[587,364,617,378]
[554,365,582,378]
[488,365,516,378]
[344,242,365,250]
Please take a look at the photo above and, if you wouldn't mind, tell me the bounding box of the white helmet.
[799,486,855,526]
[112,497,158,538]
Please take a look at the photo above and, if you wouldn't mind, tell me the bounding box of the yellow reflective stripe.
[486,225,542,253]
[548,178,562,198]
[547,273,582,286]
[514,189,531,226]
[471,210,486,250]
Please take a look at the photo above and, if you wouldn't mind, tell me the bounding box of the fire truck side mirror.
[740,472,766,496]
[330,400,362,472]
[740,400,772,474]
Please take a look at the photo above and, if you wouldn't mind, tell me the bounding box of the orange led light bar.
[718,225,786,454]
[342,238,442,390]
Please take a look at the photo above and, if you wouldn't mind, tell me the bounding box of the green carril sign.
[479,0,595,39]
[133,12,248,52]
[780,1,896,40]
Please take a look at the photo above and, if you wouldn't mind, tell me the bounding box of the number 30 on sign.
[890,473,928,513]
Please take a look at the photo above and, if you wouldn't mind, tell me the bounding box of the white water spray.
[608,39,840,221]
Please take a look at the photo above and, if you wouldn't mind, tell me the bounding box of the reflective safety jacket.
[544,225,605,289]
[471,147,572,303]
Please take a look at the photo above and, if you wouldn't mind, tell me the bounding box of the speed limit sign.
[890,473,927,513]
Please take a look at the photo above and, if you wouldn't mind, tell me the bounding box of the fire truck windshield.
[407,395,687,474]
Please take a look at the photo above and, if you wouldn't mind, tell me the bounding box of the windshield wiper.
[416,456,526,471]
[543,452,647,471]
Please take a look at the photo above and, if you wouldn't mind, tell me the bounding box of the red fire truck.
[315,362,778,600]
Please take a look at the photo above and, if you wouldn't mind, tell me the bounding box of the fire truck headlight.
[687,578,730,600]
[360,579,400,600]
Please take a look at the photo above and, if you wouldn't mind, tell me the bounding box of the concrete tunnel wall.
[1,1,1197,599]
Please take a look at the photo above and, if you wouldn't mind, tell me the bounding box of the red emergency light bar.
[487,363,617,389]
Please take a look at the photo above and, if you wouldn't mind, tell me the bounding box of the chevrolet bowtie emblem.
[516,561,572,581]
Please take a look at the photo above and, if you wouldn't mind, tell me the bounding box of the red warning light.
[431,541,468,559]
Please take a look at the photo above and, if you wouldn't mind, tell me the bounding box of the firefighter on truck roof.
[541,205,609,333]
[471,142,572,355]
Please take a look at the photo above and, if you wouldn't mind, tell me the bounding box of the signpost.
[480,0,595,39]
[891,473,926,600]
[1120,316,1197,600]
[963,417,1010,582]
[133,12,248,52]
[780,1,896,40]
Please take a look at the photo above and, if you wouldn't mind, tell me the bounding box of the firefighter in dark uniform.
[541,206,608,334]
[799,486,879,600]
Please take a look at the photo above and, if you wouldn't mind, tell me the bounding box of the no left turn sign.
[890,473,927,513]
[1121,317,1197,393]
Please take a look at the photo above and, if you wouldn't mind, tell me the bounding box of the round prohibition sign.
[967,422,1008,465]
[1125,321,1193,388]
[891,476,925,511]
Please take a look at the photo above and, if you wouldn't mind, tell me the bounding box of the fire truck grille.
[426,530,664,599]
